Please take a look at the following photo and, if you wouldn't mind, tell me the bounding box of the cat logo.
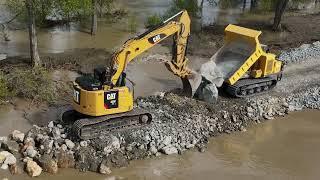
[104,90,119,109]
[152,35,161,43]
[106,93,116,100]
[148,33,166,44]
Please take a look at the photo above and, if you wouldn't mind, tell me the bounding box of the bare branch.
[0,11,22,25]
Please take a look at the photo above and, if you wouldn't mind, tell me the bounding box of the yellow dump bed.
[223,24,267,85]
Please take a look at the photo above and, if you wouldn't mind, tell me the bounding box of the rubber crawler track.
[62,109,152,140]
[225,75,281,98]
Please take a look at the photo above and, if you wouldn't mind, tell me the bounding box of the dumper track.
[225,75,281,98]
[61,109,152,140]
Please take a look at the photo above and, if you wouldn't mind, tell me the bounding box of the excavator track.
[61,108,152,140]
[225,74,281,98]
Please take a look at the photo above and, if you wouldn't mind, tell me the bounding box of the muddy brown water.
[1,0,318,57]
[1,110,320,179]
[0,0,171,56]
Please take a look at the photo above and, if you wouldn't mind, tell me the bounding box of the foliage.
[219,0,242,9]
[6,67,57,103]
[5,0,117,26]
[259,0,278,11]
[98,0,115,15]
[144,0,200,28]
[164,0,200,19]
[0,72,9,100]
[6,0,55,26]
[55,0,92,21]
[145,14,163,28]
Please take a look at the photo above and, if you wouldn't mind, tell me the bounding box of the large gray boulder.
[161,146,178,155]
[200,61,224,87]
[201,83,219,104]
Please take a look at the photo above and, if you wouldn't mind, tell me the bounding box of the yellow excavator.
[62,10,202,139]
[62,10,284,140]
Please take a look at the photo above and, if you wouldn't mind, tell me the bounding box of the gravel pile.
[246,86,320,121]
[278,41,320,64]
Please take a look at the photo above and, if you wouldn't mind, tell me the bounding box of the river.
[0,0,319,56]
[1,110,319,179]
[0,0,171,56]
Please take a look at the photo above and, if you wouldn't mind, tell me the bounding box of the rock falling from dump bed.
[198,40,255,103]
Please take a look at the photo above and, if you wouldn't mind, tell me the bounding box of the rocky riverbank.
[0,41,319,177]
[279,41,320,64]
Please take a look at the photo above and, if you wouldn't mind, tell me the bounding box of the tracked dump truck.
[200,24,284,98]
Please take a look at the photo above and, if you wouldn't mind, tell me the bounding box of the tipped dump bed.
[225,24,262,42]
[212,24,265,85]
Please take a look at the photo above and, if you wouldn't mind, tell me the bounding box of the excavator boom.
[109,10,202,96]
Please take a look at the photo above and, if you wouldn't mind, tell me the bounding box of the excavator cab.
[93,67,127,87]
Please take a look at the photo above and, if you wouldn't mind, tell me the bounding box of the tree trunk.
[98,0,104,17]
[26,0,40,67]
[273,0,289,31]
[250,0,257,11]
[91,0,98,35]
[243,0,247,12]
[200,0,204,30]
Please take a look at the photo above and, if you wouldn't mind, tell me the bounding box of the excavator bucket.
[181,70,203,97]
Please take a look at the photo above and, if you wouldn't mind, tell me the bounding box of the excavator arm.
[109,10,202,96]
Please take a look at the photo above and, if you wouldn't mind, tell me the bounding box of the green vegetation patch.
[5,67,57,103]
[145,14,163,28]
[0,72,9,100]
[145,0,199,28]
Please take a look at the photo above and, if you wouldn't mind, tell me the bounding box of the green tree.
[6,0,54,26]
[165,0,200,19]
